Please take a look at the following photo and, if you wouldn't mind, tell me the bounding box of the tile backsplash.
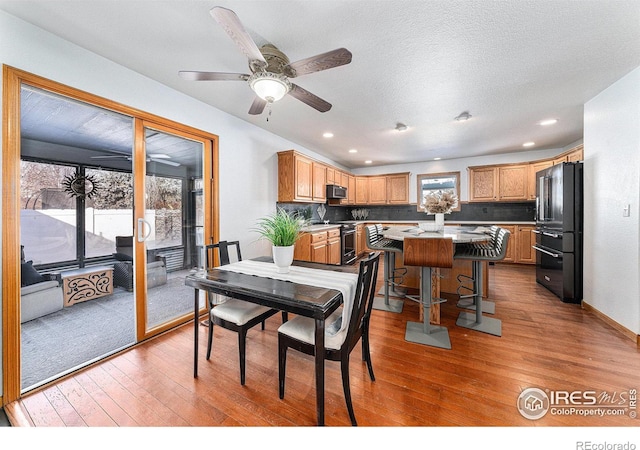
[277,201,536,223]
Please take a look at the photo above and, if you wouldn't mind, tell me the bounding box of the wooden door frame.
[1,66,219,403]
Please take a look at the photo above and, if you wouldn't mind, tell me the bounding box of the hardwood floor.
[6,263,640,429]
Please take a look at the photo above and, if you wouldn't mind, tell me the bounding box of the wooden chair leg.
[278,337,287,399]
[239,329,247,385]
[341,357,357,426]
[362,332,375,381]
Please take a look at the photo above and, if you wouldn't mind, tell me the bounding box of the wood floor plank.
[8,264,640,428]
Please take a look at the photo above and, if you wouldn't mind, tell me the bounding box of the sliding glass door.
[139,125,206,333]
[2,67,217,401]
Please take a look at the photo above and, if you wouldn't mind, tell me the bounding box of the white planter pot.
[434,213,445,232]
[272,245,294,274]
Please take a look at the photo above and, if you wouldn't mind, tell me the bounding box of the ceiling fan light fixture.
[455,111,472,122]
[395,122,408,132]
[248,72,291,103]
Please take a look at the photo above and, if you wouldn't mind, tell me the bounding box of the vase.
[272,245,294,273]
[434,213,445,232]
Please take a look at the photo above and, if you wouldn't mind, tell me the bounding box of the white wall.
[583,66,640,335]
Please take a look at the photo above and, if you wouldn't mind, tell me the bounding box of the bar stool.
[453,227,510,337]
[365,224,405,313]
[403,237,453,349]
[456,225,499,314]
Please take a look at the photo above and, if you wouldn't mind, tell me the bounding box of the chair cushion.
[278,308,346,350]
[212,299,273,326]
[21,260,45,286]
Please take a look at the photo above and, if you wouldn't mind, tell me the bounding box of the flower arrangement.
[419,190,458,214]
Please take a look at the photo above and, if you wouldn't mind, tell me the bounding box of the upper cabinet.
[278,150,324,203]
[386,173,410,204]
[469,144,584,203]
[277,150,409,205]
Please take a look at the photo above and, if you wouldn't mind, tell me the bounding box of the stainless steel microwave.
[326,184,347,199]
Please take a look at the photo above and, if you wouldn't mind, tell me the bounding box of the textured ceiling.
[2,0,640,168]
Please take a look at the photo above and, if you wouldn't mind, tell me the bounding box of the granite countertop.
[301,224,343,232]
[338,220,535,225]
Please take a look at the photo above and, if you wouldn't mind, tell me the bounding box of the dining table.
[380,225,492,348]
[185,256,358,426]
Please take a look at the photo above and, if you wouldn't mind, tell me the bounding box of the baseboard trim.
[582,301,639,345]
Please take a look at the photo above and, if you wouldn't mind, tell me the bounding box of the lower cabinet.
[497,224,535,264]
[294,228,341,265]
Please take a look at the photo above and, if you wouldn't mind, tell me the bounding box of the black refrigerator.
[533,162,583,303]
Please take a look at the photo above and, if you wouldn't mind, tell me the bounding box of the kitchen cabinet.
[293,227,341,265]
[347,174,356,205]
[386,173,410,204]
[492,224,535,264]
[312,162,327,202]
[327,228,341,265]
[498,165,528,201]
[277,150,316,203]
[326,167,335,185]
[368,176,387,204]
[355,224,364,256]
[528,160,553,200]
[515,225,535,264]
[468,166,498,201]
[469,164,529,202]
[355,176,369,204]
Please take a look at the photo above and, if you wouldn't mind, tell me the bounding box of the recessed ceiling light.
[434,157,442,161]
[323,132,334,138]
[539,119,558,126]
[348,149,358,153]
[395,123,408,132]
[454,111,472,121]
[523,141,535,147]
[364,160,372,164]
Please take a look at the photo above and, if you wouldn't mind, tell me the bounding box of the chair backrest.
[343,251,381,351]
[205,241,242,269]
[491,228,510,260]
[402,237,453,268]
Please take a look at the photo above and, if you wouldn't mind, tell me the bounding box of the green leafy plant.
[253,208,308,247]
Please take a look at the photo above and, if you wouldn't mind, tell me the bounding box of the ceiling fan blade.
[90,155,128,159]
[210,7,266,64]
[288,84,332,113]
[149,158,180,167]
[179,71,249,81]
[248,97,267,115]
[286,48,353,77]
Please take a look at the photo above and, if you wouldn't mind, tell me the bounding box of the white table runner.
[217,260,359,335]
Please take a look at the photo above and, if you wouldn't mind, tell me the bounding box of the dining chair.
[277,251,381,426]
[204,241,284,385]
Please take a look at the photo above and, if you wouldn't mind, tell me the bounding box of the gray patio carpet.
[20,275,195,390]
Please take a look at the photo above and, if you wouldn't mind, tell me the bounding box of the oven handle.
[532,229,561,238]
[532,245,561,258]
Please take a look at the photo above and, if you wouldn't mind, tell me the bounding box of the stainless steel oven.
[341,224,356,265]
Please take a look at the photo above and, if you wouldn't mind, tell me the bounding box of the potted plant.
[253,207,308,273]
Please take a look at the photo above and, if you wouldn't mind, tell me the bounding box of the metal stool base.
[456,311,502,337]
[378,286,407,297]
[456,299,496,314]
[373,296,404,313]
[405,321,451,349]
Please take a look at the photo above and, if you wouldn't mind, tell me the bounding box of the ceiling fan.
[91,153,181,167]
[178,6,352,115]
